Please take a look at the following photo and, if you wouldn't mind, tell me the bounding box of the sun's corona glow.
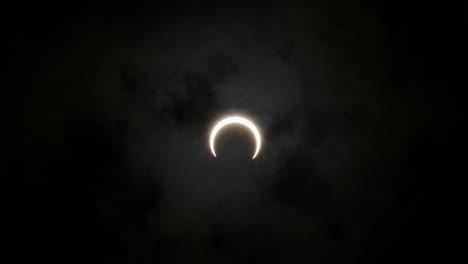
[209,116,261,159]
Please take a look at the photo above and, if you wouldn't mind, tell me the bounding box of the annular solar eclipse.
[209,116,262,159]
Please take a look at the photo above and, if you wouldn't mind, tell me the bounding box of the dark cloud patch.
[201,53,239,85]
[270,155,326,213]
[275,41,296,64]
[165,72,217,125]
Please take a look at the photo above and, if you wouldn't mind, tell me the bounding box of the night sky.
[5,1,467,263]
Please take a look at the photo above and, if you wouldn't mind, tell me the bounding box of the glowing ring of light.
[209,116,261,159]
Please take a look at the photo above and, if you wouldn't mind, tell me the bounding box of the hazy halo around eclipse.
[209,116,262,160]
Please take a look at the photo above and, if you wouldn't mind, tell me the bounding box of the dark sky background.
[5,1,467,263]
